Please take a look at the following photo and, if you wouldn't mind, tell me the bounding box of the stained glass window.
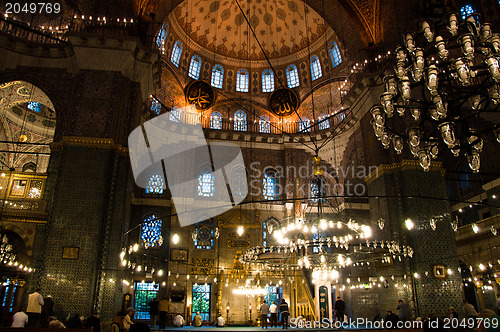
[263,168,279,200]
[134,282,159,320]
[27,102,41,113]
[299,118,310,132]
[145,172,164,194]
[336,111,346,122]
[264,285,282,307]
[211,64,224,89]
[192,283,211,321]
[259,116,270,133]
[230,166,247,199]
[156,23,168,49]
[458,163,471,195]
[234,110,247,131]
[311,181,320,202]
[198,165,215,197]
[262,69,275,93]
[151,98,161,114]
[310,55,322,81]
[460,4,474,20]
[210,112,222,129]
[169,107,181,122]
[286,64,300,88]
[328,41,342,68]
[194,219,214,249]
[318,114,330,130]
[141,213,163,248]
[189,55,202,79]
[171,41,183,67]
[236,69,249,92]
[312,231,323,253]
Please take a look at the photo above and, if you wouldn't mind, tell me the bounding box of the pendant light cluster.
[371,12,500,172]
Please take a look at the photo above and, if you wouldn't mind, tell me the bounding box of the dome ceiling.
[170,0,331,61]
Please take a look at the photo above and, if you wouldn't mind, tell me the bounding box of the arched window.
[263,217,279,247]
[169,107,181,122]
[145,172,165,194]
[236,69,249,92]
[198,165,215,197]
[310,55,322,81]
[230,166,247,199]
[151,98,161,114]
[27,102,42,113]
[286,65,300,88]
[141,213,163,248]
[335,111,346,122]
[318,114,330,130]
[210,112,222,129]
[171,41,183,67]
[263,168,279,200]
[259,116,270,133]
[262,69,275,93]
[211,64,224,89]
[310,178,325,203]
[194,219,214,249]
[312,230,323,253]
[328,41,342,68]
[460,4,475,20]
[189,55,202,79]
[156,23,168,49]
[234,110,247,131]
[457,163,471,196]
[299,118,310,132]
[22,162,37,173]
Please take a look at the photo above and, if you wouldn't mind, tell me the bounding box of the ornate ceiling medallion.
[185,80,216,111]
[269,88,299,117]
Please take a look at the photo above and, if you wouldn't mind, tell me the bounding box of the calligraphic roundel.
[269,88,299,117]
[185,80,216,111]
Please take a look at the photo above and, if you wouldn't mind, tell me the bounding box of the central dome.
[170,0,332,62]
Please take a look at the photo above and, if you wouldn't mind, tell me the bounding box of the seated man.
[215,315,225,327]
[193,312,203,327]
[173,314,185,327]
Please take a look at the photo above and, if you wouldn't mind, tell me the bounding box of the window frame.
[211,64,225,89]
[259,116,271,133]
[286,64,300,88]
[236,69,249,92]
[328,41,342,68]
[188,55,202,80]
[171,41,183,67]
[310,55,322,81]
[262,69,275,93]
[198,165,215,197]
[234,110,247,131]
[210,111,222,129]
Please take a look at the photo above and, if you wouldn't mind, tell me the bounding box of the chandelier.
[0,233,16,264]
[372,12,500,172]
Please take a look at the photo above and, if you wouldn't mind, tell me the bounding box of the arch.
[211,64,225,89]
[194,219,214,249]
[210,111,222,129]
[328,41,342,68]
[171,41,183,67]
[198,164,215,197]
[236,69,249,92]
[286,65,300,88]
[230,165,247,199]
[156,23,169,49]
[188,55,202,80]
[234,110,247,131]
[263,168,279,200]
[310,55,322,81]
[259,116,270,133]
[262,70,275,93]
[22,162,37,173]
[141,213,163,248]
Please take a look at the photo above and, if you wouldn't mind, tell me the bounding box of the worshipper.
[11,308,28,328]
[269,301,278,328]
[173,314,185,327]
[48,316,66,328]
[462,299,479,320]
[41,295,54,327]
[334,296,346,323]
[85,310,101,332]
[384,310,399,329]
[148,297,159,328]
[123,308,135,332]
[67,313,82,328]
[193,312,203,327]
[396,299,409,321]
[27,288,44,327]
[449,306,458,320]
[279,299,289,329]
[259,300,270,329]
[158,297,169,329]
[215,315,225,327]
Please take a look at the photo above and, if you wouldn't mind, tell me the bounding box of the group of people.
[259,299,289,329]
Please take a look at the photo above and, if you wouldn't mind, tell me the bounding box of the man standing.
[41,295,54,327]
[27,288,44,327]
[158,297,169,329]
[396,300,409,321]
[334,296,345,323]
[269,301,278,328]
[148,297,159,328]
[279,299,289,329]
[259,300,269,329]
